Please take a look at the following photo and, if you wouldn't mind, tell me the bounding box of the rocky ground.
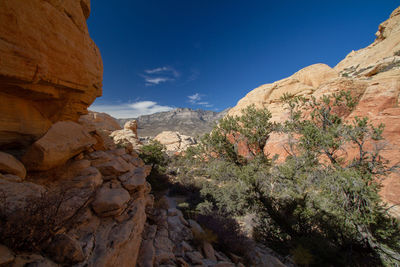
[137,195,289,267]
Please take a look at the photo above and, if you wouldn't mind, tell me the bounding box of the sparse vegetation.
[139,140,170,191]
[0,189,71,252]
[172,92,400,266]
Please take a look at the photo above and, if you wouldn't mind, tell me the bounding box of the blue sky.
[88,1,398,118]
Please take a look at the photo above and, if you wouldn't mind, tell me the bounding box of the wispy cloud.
[90,101,174,118]
[144,77,171,85]
[188,93,201,103]
[187,93,213,107]
[141,66,180,86]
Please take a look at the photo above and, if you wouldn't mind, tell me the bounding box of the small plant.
[0,189,72,252]
[139,140,170,191]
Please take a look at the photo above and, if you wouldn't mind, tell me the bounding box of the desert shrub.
[0,189,70,252]
[176,92,400,266]
[196,212,252,257]
[139,140,170,191]
[140,140,168,170]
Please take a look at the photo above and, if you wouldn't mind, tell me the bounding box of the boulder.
[22,121,96,171]
[0,179,45,212]
[93,157,133,177]
[88,150,113,165]
[154,131,196,152]
[0,151,26,179]
[110,127,141,152]
[92,185,131,217]
[202,241,216,261]
[124,120,138,134]
[0,0,102,149]
[79,111,121,133]
[46,234,84,264]
[121,153,145,167]
[137,239,155,267]
[185,251,204,265]
[118,167,147,191]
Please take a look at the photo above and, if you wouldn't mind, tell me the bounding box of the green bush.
[175,92,400,266]
[139,140,170,191]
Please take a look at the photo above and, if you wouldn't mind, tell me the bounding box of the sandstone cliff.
[0,1,153,266]
[0,0,103,149]
[228,7,400,211]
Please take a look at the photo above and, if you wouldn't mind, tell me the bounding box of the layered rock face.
[0,0,103,149]
[0,1,154,266]
[0,147,153,266]
[80,111,122,134]
[229,7,400,210]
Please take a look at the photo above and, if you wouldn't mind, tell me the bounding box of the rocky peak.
[118,108,230,137]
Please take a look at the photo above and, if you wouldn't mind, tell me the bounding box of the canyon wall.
[0,1,153,266]
[0,0,103,149]
[229,7,400,212]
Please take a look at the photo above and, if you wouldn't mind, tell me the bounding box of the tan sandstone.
[0,0,103,149]
[0,151,26,179]
[154,131,197,152]
[22,121,96,171]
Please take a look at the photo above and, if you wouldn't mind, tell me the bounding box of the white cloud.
[188,93,201,103]
[187,93,213,107]
[90,101,174,118]
[145,67,170,74]
[144,77,170,86]
[142,66,180,86]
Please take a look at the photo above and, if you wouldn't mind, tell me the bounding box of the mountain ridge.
[117,107,230,137]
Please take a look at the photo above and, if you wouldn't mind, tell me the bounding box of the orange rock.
[0,0,103,149]
[22,121,96,171]
[0,151,26,179]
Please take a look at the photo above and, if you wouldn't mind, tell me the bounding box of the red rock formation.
[0,0,103,148]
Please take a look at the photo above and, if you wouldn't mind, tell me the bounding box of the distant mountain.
[117,108,230,137]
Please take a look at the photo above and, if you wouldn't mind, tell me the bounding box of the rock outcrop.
[79,111,122,133]
[22,121,96,171]
[0,1,154,266]
[0,144,153,266]
[137,197,288,267]
[110,120,142,152]
[154,131,197,153]
[228,7,400,212]
[0,0,103,149]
